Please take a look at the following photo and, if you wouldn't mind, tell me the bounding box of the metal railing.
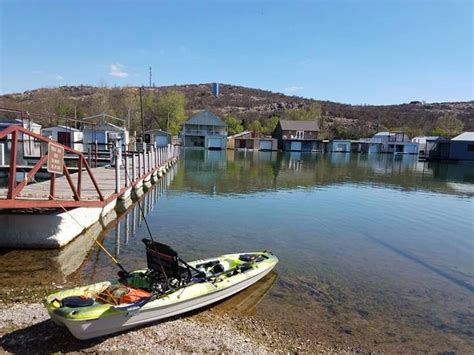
[0,125,180,209]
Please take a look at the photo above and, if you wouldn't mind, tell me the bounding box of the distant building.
[328,139,351,153]
[42,125,83,151]
[429,132,474,162]
[450,132,474,161]
[350,139,382,154]
[411,136,440,157]
[81,114,130,151]
[372,132,418,154]
[0,118,42,134]
[0,118,42,157]
[227,131,278,151]
[83,122,129,151]
[181,110,227,150]
[272,120,320,152]
[144,129,171,147]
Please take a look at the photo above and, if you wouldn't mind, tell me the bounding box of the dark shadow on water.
[1,271,278,353]
[366,235,474,293]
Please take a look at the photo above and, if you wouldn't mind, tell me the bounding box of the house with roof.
[0,117,42,158]
[144,129,171,147]
[449,132,474,161]
[411,136,441,157]
[81,113,130,151]
[227,131,277,151]
[429,132,474,162]
[41,125,84,151]
[82,121,129,151]
[371,131,418,154]
[328,139,351,153]
[272,120,320,152]
[181,111,227,149]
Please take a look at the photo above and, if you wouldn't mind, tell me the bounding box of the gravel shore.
[0,303,270,353]
[0,302,346,354]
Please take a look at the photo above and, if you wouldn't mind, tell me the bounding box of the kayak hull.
[46,252,277,339]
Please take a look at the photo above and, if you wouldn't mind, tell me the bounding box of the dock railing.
[0,125,180,209]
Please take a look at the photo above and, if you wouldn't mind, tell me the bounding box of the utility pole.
[139,87,145,143]
[149,66,152,87]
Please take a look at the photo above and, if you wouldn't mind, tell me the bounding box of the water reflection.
[0,164,178,289]
[1,150,473,352]
[176,150,474,196]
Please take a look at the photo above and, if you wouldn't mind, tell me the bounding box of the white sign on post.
[47,142,65,174]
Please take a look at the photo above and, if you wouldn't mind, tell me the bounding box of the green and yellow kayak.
[45,251,278,339]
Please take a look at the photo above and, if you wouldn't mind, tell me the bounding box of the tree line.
[0,85,467,139]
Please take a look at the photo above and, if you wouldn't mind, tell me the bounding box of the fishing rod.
[121,155,170,286]
[26,174,129,274]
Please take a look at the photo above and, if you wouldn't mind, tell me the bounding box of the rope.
[29,175,128,273]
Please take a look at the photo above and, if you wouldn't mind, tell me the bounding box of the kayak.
[45,250,278,339]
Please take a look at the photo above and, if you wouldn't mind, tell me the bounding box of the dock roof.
[185,110,226,127]
[279,120,319,131]
[452,132,474,141]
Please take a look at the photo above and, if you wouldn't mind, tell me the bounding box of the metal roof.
[451,132,474,141]
[185,110,226,127]
[145,129,171,136]
[42,125,81,132]
[279,120,319,131]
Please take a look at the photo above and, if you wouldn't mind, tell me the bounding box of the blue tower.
[213,83,219,97]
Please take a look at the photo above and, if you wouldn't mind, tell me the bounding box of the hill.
[1,83,472,138]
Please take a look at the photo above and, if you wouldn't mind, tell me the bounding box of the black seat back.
[142,239,179,275]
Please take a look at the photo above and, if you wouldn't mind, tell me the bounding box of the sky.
[0,0,472,104]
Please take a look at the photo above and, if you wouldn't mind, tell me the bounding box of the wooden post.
[0,143,5,166]
[94,141,98,168]
[77,156,82,197]
[124,150,129,187]
[138,151,142,178]
[49,173,56,199]
[143,144,147,174]
[148,145,152,171]
[7,130,18,199]
[132,152,136,181]
[115,140,120,193]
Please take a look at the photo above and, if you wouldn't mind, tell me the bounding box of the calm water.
[2,150,473,352]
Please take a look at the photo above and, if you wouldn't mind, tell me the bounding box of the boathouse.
[449,132,474,161]
[144,129,172,147]
[0,118,42,158]
[42,125,84,151]
[227,131,277,151]
[272,120,320,152]
[411,136,441,157]
[372,132,418,154]
[429,132,474,162]
[181,111,227,150]
[350,139,382,154]
[328,139,351,152]
[83,122,129,151]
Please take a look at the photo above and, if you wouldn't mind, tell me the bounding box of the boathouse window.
[467,144,474,152]
[296,131,304,139]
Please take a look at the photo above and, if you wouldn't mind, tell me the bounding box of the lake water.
[2,150,473,352]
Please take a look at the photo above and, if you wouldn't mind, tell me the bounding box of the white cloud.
[53,75,64,80]
[284,86,304,93]
[109,63,129,78]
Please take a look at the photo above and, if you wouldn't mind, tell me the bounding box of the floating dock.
[0,125,179,249]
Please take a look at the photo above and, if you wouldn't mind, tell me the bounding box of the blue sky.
[0,0,472,104]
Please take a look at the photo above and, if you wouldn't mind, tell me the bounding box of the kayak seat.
[142,239,192,286]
